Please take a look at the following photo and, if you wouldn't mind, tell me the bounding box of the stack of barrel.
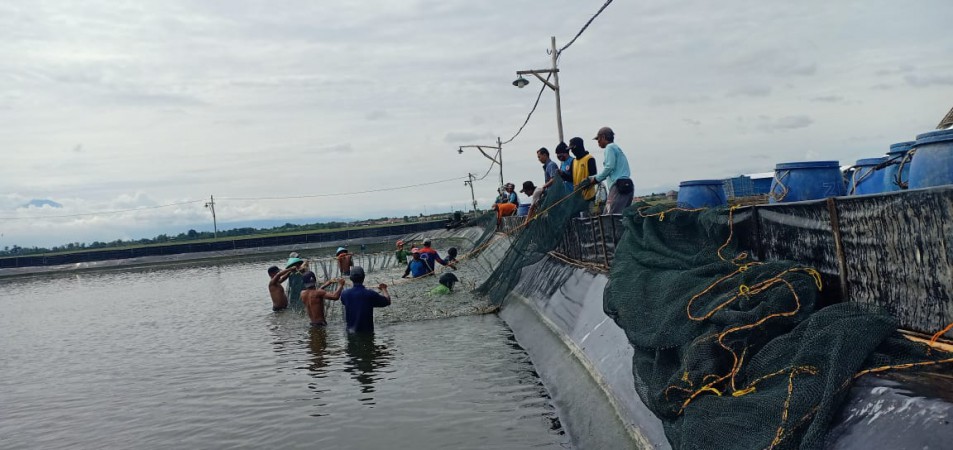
[675,128,953,207]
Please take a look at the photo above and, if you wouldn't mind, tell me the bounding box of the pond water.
[0,258,568,449]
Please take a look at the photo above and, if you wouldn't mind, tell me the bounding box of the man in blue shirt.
[537,147,559,191]
[554,142,574,193]
[401,248,431,278]
[340,266,391,334]
[588,126,634,214]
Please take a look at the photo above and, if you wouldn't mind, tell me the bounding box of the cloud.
[904,74,953,87]
[727,85,772,98]
[365,110,389,120]
[810,95,845,103]
[318,143,354,154]
[683,118,701,127]
[756,115,814,133]
[649,94,711,106]
[443,132,495,143]
[72,144,84,153]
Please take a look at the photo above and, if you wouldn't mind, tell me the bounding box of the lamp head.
[457,147,464,154]
[512,75,529,88]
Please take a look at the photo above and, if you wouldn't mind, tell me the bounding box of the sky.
[2,0,952,248]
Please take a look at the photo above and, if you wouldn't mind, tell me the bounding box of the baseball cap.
[335,247,347,255]
[593,126,614,140]
[555,142,569,154]
[422,238,432,246]
[302,271,317,288]
[411,247,420,254]
[520,181,536,195]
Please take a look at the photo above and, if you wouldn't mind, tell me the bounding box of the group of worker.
[493,126,634,224]
[268,238,460,334]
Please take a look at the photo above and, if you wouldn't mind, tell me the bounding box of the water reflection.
[343,334,393,403]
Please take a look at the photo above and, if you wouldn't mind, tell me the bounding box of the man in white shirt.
[520,180,544,225]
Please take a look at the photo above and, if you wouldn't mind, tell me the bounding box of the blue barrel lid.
[914,128,953,146]
[679,179,725,187]
[855,157,887,167]
[888,141,915,154]
[775,161,840,170]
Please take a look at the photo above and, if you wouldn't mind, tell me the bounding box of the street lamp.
[457,137,504,188]
[513,36,564,143]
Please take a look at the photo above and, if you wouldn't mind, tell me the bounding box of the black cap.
[555,142,569,154]
[349,266,366,282]
[302,271,317,288]
[569,137,585,150]
[520,181,536,195]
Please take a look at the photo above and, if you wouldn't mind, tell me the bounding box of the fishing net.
[603,203,953,449]
[475,181,588,304]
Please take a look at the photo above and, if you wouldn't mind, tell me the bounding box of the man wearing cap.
[429,272,459,296]
[335,247,353,277]
[520,181,544,224]
[537,148,559,191]
[418,238,455,273]
[554,142,575,193]
[564,137,598,202]
[492,183,519,225]
[267,265,296,311]
[402,247,430,278]
[285,257,308,310]
[300,271,345,327]
[394,240,410,266]
[588,127,634,214]
[339,267,391,334]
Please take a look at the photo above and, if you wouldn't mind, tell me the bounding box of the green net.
[475,181,588,304]
[603,203,952,450]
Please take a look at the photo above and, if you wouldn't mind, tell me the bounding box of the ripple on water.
[0,259,567,449]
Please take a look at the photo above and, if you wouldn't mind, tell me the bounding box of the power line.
[218,176,468,201]
[557,0,615,57]
[0,199,205,221]
[502,0,614,145]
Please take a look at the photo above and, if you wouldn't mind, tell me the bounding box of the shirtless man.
[336,247,354,276]
[267,265,296,311]
[300,271,345,327]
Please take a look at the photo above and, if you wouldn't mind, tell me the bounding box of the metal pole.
[497,136,504,186]
[467,173,478,213]
[205,195,219,239]
[550,36,564,143]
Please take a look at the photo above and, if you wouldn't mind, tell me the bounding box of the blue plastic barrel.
[909,129,953,189]
[769,161,845,203]
[677,180,727,208]
[516,203,531,216]
[751,177,773,195]
[850,157,888,195]
[881,141,915,192]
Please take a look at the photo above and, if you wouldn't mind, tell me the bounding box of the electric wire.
[502,0,614,145]
[0,200,205,221]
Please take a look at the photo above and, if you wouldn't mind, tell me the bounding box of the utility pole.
[464,173,478,213]
[205,195,218,239]
[497,136,504,186]
[513,36,564,143]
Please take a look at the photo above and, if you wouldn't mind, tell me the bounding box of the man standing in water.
[300,271,345,327]
[267,265,296,311]
[285,257,307,310]
[336,247,354,277]
[340,266,391,334]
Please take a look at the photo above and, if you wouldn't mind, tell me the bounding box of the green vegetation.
[1,213,453,258]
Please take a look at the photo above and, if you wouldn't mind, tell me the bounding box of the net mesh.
[603,203,953,449]
[474,182,588,304]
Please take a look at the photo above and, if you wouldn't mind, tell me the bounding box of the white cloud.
[1,0,953,247]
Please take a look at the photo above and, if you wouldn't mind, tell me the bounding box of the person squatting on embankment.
[493,183,519,225]
[588,126,634,214]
